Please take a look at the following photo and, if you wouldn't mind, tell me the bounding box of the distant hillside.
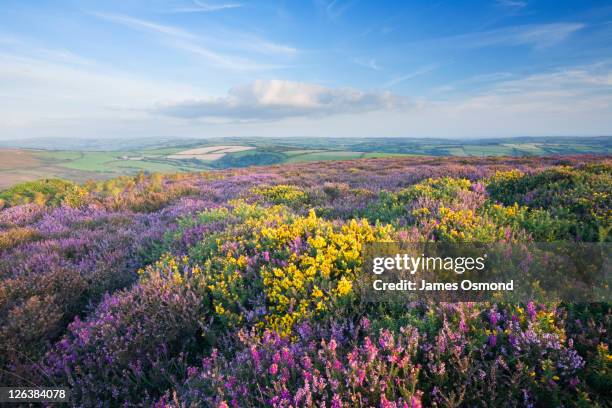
[0,136,610,189]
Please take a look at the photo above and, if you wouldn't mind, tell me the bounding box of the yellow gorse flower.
[199,201,394,336]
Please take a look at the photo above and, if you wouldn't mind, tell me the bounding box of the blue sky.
[1,0,611,139]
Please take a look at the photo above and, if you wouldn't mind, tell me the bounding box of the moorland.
[0,154,610,406]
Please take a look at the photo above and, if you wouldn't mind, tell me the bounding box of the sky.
[1,0,612,140]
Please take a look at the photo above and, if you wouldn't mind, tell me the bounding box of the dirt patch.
[0,149,41,170]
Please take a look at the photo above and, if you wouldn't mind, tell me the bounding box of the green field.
[285,151,364,163]
[0,136,610,188]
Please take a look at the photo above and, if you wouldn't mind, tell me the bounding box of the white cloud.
[155,79,408,120]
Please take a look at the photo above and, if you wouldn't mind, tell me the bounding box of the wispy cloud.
[92,12,197,39]
[155,79,408,120]
[353,57,382,71]
[461,23,585,49]
[0,50,200,123]
[216,31,297,56]
[0,35,20,45]
[34,48,96,66]
[315,0,355,20]
[385,64,439,87]
[169,42,286,71]
[90,12,295,70]
[172,1,242,13]
[414,23,585,51]
[495,0,527,11]
[437,62,612,119]
[430,72,515,95]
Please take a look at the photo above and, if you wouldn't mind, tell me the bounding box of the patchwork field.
[166,145,254,160]
[0,136,610,189]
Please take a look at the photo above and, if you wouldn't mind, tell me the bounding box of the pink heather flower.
[269,363,278,375]
[331,394,342,408]
[504,227,512,242]
[313,375,326,391]
[489,310,500,326]
[364,337,378,362]
[361,317,370,331]
[187,366,198,377]
[301,356,313,370]
[410,393,423,408]
[262,251,270,262]
[328,339,337,352]
[436,336,446,354]
[357,369,366,386]
[273,351,281,364]
[347,349,359,367]
[527,301,537,320]
[380,395,393,408]
[250,346,261,368]
[488,334,497,348]
[380,329,395,350]
[333,359,342,371]
[218,402,229,408]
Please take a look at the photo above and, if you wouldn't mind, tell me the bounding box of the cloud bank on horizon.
[0,0,611,139]
[155,80,409,120]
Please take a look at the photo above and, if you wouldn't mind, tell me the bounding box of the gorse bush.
[251,184,308,207]
[0,156,609,406]
[0,179,82,208]
[487,165,612,241]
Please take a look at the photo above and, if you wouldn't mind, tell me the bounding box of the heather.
[0,155,610,407]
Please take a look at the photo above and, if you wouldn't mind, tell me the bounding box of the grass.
[59,152,123,172]
[105,160,189,173]
[361,152,418,158]
[462,145,515,156]
[285,151,365,163]
[35,151,84,162]
[141,147,188,156]
[283,149,327,156]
